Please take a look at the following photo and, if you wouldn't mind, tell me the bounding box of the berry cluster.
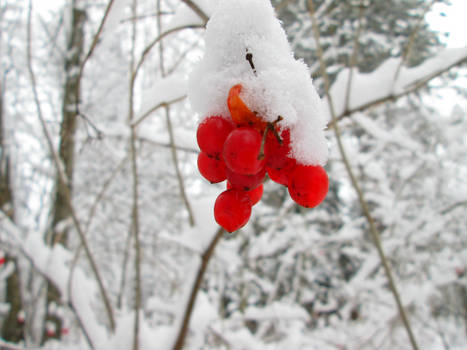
[197,85,329,233]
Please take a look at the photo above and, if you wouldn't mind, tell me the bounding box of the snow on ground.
[188,0,329,166]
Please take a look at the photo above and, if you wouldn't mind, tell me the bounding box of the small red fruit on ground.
[197,116,234,158]
[288,164,328,208]
[223,127,265,175]
[197,152,227,183]
[214,189,252,232]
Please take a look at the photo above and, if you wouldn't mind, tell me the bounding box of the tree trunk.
[44,3,86,342]
[0,69,24,345]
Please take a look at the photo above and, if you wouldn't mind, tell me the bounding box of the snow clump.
[188,0,328,166]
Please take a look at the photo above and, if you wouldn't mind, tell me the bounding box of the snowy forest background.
[1,0,467,349]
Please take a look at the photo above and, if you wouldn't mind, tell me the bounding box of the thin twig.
[26,0,115,332]
[117,228,133,309]
[128,0,141,349]
[165,108,196,226]
[167,40,201,75]
[131,95,187,127]
[78,0,116,78]
[84,155,130,233]
[180,0,209,24]
[307,1,419,349]
[344,1,365,112]
[440,200,467,215]
[392,0,437,90]
[133,24,204,82]
[74,0,117,137]
[67,247,95,350]
[158,2,195,227]
[136,136,198,154]
[172,228,225,350]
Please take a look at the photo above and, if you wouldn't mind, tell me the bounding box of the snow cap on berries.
[189,0,328,166]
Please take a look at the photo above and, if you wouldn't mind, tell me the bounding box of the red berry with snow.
[265,128,292,170]
[197,116,235,158]
[288,164,328,208]
[227,182,263,206]
[223,127,265,175]
[214,189,252,232]
[197,151,226,183]
[227,84,267,131]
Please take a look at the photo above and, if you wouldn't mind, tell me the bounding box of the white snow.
[188,0,329,166]
[353,113,420,151]
[167,0,216,30]
[328,46,467,118]
[134,74,188,125]
[244,301,309,321]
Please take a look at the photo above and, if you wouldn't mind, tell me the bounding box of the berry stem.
[272,116,284,144]
[245,49,257,76]
[257,116,285,160]
[258,123,272,160]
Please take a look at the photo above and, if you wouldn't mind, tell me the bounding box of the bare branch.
[128,0,141,349]
[307,1,419,349]
[149,141,197,154]
[344,1,365,112]
[131,95,187,127]
[158,2,195,227]
[133,24,204,83]
[440,200,467,215]
[74,0,117,137]
[78,0,116,83]
[1,212,96,349]
[164,107,196,226]
[180,0,209,24]
[85,155,129,234]
[329,51,467,127]
[26,0,115,332]
[172,228,225,350]
[392,0,437,88]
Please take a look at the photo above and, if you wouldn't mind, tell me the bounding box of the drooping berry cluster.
[197,84,329,233]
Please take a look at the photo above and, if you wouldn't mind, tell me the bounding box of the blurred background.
[0,0,466,349]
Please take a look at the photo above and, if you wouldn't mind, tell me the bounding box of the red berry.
[197,152,226,183]
[227,84,267,131]
[288,165,328,208]
[265,128,292,169]
[267,158,296,186]
[227,182,263,205]
[223,127,265,175]
[197,116,234,158]
[214,189,252,232]
[226,166,265,191]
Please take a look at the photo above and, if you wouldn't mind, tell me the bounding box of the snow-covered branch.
[329,47,467,123]
[0,212,106,348]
